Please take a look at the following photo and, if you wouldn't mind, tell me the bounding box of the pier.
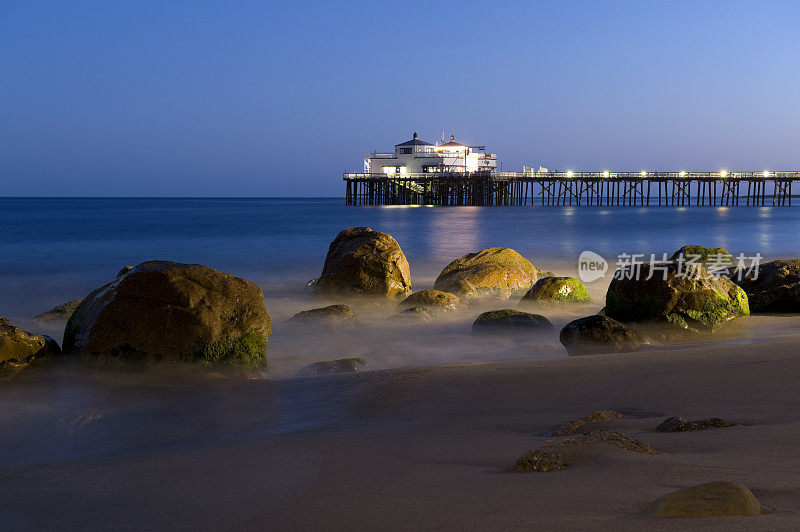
[344,171,799,207]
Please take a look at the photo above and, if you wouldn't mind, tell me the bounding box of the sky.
[2,0,800,197]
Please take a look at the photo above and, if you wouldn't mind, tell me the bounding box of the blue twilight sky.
[2,1,799,197]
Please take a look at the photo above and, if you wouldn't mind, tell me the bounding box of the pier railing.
[343,171,799,206]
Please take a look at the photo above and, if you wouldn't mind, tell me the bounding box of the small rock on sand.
[548,410,626,436]
[650,481,765,517]
[654,416,735,432]
[298,357,368,376]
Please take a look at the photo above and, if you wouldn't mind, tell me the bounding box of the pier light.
[566,170,574,178]
[720,170,728,178]
[602,171,610,178]
[763,170,770,178]
[679,171,687,177]
[640,171,648,177]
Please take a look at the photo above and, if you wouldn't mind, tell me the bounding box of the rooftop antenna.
[441,130,445,142]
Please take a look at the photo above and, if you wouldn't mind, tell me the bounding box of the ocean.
[2,197,798,375]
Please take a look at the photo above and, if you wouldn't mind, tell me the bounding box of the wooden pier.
[344,171,799,207]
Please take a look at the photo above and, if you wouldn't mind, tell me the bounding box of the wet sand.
[3,330,800,530]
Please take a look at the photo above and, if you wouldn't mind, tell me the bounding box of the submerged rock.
[471,309,553,335]
[0,317,61,379]
[288,304,358,327]
[433,247,539,300]
[514,430,657,473]
[34,300,82,322]
[548,410,626,436]
[63,261,272,372]
[399,290,460,311]
[395,306,434,322]
[737,259,800,313]
[650,481,765,517]
[313,227,412,299]
[521,276,592,305]
[654,416,735,432]
[559,315,648,356]
[605,263,749,331]
[298,357,367,376]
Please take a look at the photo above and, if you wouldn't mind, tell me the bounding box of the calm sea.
[2,198,798,373]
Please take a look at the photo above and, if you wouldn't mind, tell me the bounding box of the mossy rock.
[434,247,540,300]
[605,263,749,331]
[559,315,648,356]
[34,300,82,322]
[670,245,733,267]
[288,304,357,327]
[298,357,367,376]
[737,259,800,312]
[0,316,61,380]
[399,290,460,311]
[650,481,766,517]
[521,277,591,305]
[472,309,553,335]
[64,261,271,372]
[313,227,412,299]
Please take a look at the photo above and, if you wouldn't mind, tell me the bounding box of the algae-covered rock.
[298,357,367,376]
[399,290,460,311]
[395,306,434,322]
[605,263,749,331]
[63,261,271,372]
[737,259,800,312]
[34,300,82,322]
[654,416,735,432]
[670,245,734,267]
[650,481,765,517]
[472,309,553,335]
[288,304,358,328]
[521,276,591,305]
[559,315,648,356]
[0,317,61,380]
[313,227,412,299]
[433,247,539,300]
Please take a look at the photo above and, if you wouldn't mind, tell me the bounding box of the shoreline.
[3,337,800,529]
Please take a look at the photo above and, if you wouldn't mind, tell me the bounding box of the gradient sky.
[2,1,799,196]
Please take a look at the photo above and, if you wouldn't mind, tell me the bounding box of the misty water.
[2,197,800,377]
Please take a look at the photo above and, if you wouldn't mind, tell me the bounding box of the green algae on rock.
[395,306,434,322]
[650,481,765,517]
[521,276,592,305]
[313,227,412,299]
[434,247,539,300]
[288,304,358,327]
[605,263,749,331]
[670,245,734,266]
[472,309,553,335]
[64,261,271,372]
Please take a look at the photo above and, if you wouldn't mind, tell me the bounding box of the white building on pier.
[365,132,497,174]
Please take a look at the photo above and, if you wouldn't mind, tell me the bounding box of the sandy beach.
[2,328,800,530]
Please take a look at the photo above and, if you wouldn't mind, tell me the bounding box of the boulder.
[605,263,749,330]
[433,247,539,300]
[63,261,271,371]
[399,290,460,311]
[559,315,648,356]
[654,416,735,432]
[298,357,367,376]
[395,306,434,322]
[34,299,82,322]
[521,276,591,305]
[288,304,357,328]
[472,309,553,335]
[313,227,412,299]
[737,259,800,312]
[0,317,61,379]
[670,245,734,268]
[650,481,765,517]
